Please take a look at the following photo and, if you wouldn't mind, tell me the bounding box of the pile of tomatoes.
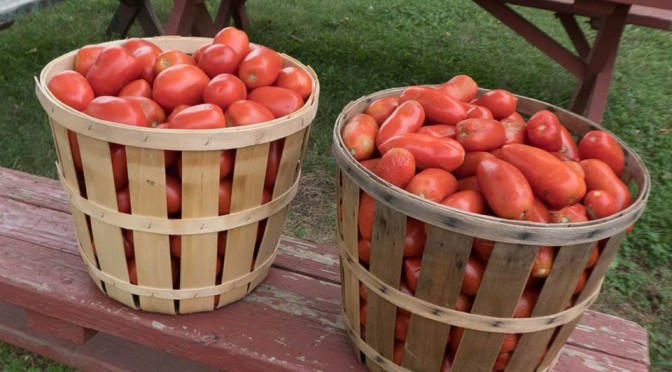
[342,75,632,370]
[47,27,313,291]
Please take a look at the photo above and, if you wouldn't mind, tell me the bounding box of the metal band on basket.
[339,242,601,334]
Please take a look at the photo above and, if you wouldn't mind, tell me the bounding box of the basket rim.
[333,86,650,246]
[36,36,320,151]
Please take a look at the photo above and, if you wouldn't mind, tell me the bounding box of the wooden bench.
[0,0,66,29]
[0,167,651,371]
[472,0,672,124]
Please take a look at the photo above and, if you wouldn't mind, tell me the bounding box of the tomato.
[440,190,486,214]
[456,119,506,152]
[501,333,520,353]
[472,89,518,120]
[265,139,283,188]
[472,238,494,262]
[457,175,481,193]
[374,148,416,189]
[524,198,552,223]
[341,114,379,161]
[505,111,525,122]
[109,143,129,190]
[167,103,226,130]
[68,131,83,172]
[477,158,534,220]
[191,42,210,64]
[47,70,94,111]
[360,158,380,172]
[453,152,496,179]
[580,159,631,212]
[531,246,555,278]
[404,218,427,257]
[499,144,586,209]
[364,96,399,125]
[399,86,466,125]
[86,45,141,97]
[203,73,248,111]
[225,100,275,126]
[378,133,465,172]
[132,46,162,84]
[118,79,152,98]
[358,239,371,264]
[122,38,161,54]
[218,231,228,256]
[514,288,539,318]
[274,66,313,100]
[122,96,165,126]
[416,124,456,139]
[564,160,585,179]
[578,131,625,176]
[169,235,182,258]
[553,124,580,161]
[462,255,485,296]
[494,352,511,371]
[551,203,589,223]
[219,150,235,179]
[574,270,588,294]
[501,119,528,145]
[85,96,149,127]
[153,49,195,76]
[403,257,422,293]
[128,259,138,285]
[406,168,457,202]
[526,110,563,152]
[238,46,284,89]
[74,45,104,77]
[198,44,240,78]
[122,230,134,259]
[213,26,250,59]
[117,187,131,213]
[456,293,473,312]
[449,327,464,357]
[375,100,425,147]
[393,341,404,365]
[167,104,190,122]
[358,192,375,240]
[466,105,494,119]
[584,190,619,220]
[437,74,478,102]
[586,243,599,269]
[248,86,304,118]
[153,64,209,111]
[218,178,233,215]
[359,304,410,341]
[165,174,182,214]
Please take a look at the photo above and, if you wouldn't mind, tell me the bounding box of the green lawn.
[1,0,670,370]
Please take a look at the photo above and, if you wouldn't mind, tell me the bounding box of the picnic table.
[0,167,651,371]
[472,0,672,124]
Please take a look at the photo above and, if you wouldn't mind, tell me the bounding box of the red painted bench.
[0,167,650,371]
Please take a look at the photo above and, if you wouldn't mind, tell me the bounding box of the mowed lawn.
[0,0,670,370]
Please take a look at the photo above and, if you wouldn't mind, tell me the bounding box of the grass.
[0,0,670,370]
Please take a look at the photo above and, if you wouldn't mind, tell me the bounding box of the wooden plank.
[557,13,590,59]
[556,344,649,371]
[25,310,97,345]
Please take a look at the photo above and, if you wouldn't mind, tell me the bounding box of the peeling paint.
[576,324,597,332]
[10,277,51,292]
[279,244,339,267]
[152,320,168,330]
[562,348,636,372]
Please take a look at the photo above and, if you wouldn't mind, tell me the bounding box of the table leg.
[107,0,163,37]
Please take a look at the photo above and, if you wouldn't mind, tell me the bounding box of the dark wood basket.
[333,87,649,371]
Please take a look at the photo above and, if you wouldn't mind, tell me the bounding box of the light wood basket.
[333,87,649,371]
[35,36,319,315]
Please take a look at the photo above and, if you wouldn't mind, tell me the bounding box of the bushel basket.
[333,87,648,371]
[36,36,319,315]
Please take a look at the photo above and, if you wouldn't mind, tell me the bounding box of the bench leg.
[215,0,249,30]
[166,0,217,36]
[26,310,97,345]
[107,0,163,37]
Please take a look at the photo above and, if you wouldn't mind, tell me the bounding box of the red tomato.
[192,42,211,64]
[153,49,195,76]
[198,44,240,78]
[531,246,555,278]
[85,96,149,127]
[274,66,312,100]
[132,46,162,84]
[360,158,380,172]
[364,96,399,125]
[575,271,588,294]
[164,150,178,167]
[218,231,228,256]
[375,100,425,147]
[399,86,466,125]
[584,190,620,220]
[203,73,248,111]
[86,45,141,97]
[405,168,457,202]
[238,46,284,89]
[378,133,465,172]
[122,230,134,259]
[551,203,589,223]
[524,198,552,223]
[456,293,473,312]
[219,150,235,179]
[117,186,131,213]
[505,111,525,122]
[123,96,166,126]
[359,304,410,341]
[213,27,250,59]
[218,178,233,215]
[358,192,375,240]
[472,238,494,262]
[437,74,478,102]
[265,139,283,188]
[403,257,422,293]
[226,100,275,126]
[248,86,304,118]
[416,124,456,139]
[586,243,599,269]
[74,45,104,77]
[514,288,539,318]
[47,70,94,111]
[499,144,586,209]
[494,352,511,371]
[170,235,182,258]
[440,190,486,214]
[153,64,209,110]
[358,239,371,264]
[477,158,535,220]
[122,38,161,54]
[374,148,416,189]
[165,174,182,214]
[466,105,494,119]
[453,151,496,179]
[564,160,585,179]
[110,144,129,190]
[167,104,190,122]
[128,259,138,285]
[462,255,485,296]
[578,131,625,176]
[457,175,481,193]
[341,114,379,161]
[526,110,563,152]
[501,119,528,145]
[501,333,520,353]
[404,218,427,257]
[118,79,152,98]
[580,159,631,212]
[472,89,518,120]
[68,131,83,172]
[457,118,506,152]
[553,124,580,161]
[169,103,226,129]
